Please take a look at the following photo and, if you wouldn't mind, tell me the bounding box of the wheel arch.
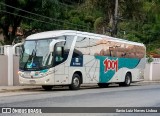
[69,69,83,84]
[126,71,132,82]
[73,71,83,84]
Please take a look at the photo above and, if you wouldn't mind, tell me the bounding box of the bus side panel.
[83,55,100,83]
[95,56,141,83]
[108,68,127,83]
[69,55,100,84]
[68,67,85,84]
[68,55,143,84]
[132,58,145,81]
[129,69,140,82]
[54,63,70,85]
[109,58,145,82]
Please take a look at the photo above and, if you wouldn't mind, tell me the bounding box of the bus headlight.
[40,73,45,76]
[18,72,24,77]
[35,71,40,75]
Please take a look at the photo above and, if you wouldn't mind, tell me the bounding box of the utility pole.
[111,0,119,37]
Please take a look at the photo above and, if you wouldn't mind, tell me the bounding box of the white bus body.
[18,30,146,90]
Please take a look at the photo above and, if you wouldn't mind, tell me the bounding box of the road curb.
[137,81,160,84]
[0,86,41,93]
[0,81,160,93]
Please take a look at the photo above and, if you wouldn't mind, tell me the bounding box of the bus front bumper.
[19,74,54,85]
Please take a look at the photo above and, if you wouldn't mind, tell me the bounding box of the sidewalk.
[0,85,41,93]
[0,81,159,93]
[136,80,160,84]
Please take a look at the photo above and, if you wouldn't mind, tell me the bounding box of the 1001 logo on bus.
[103,58,118,73]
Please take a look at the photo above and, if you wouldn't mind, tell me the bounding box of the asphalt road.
[0,83,160,116]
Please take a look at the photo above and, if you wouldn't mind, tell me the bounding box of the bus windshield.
[20,39,53,71]
[19,35,74,71]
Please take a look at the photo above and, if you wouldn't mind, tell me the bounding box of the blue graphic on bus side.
[70,56,83,67]
[95,56,140,83]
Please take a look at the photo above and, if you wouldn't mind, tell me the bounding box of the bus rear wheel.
[42,85,53,91]
[119,73,131,86]
[69,74,81,90]
[98,83,109,88]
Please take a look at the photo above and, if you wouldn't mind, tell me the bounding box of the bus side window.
[72,49,82,58]
[71,49,83,66]
[55,46,64,63]
[63,49,69,60]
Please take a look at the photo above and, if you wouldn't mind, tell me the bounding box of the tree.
[0,0,37,44]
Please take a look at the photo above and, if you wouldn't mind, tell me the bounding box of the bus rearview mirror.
[13,42,24,55]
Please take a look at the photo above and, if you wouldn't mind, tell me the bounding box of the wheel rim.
[126,76,131,85]
[73,77,79,87]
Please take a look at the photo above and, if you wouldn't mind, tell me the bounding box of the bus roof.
[26,30,144,46]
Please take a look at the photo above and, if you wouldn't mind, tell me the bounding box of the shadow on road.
[20,83,142,92]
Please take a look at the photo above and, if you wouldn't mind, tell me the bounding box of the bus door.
[53,42,69,85]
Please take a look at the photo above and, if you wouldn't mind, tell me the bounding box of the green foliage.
[0,0,160,56]
[94,17,105,33]
[0,40,4,45]
[147,55,153,63]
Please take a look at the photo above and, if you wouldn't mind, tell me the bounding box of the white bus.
[17,30,146,90]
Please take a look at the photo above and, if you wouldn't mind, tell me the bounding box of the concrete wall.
[0,55,20,86]
[144,58,160,81]
[13,56,19,85]
[152,63,160,81]
[144,63,150,81]
[0,55,8,85]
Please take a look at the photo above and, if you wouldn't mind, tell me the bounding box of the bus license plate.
[30,80,36,84]
[25,72,31,77]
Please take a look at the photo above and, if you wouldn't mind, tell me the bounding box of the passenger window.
[53,36,74,66]
[55,46,64,62]
[72,49,82,58]
[54,44,64,65]
[74,37,90,55]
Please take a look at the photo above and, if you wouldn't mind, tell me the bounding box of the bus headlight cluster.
[40,71,54,77]
[40,73,45,76]
[18,72,24,77]
[39,72,49,77]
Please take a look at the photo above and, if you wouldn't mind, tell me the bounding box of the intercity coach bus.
[16,30,146,90]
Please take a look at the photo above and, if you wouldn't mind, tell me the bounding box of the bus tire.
[69,74,81,90]
[119,73,131,86]
[42,85,53,91]
[98,83,109,88]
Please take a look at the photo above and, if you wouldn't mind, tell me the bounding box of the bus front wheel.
[42,85,53,91]
[69,74,81,90]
